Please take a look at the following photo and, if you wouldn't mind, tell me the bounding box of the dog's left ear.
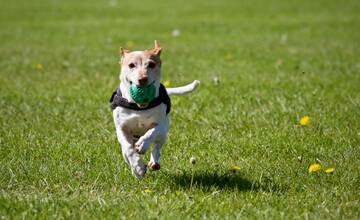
[152,40,162,56]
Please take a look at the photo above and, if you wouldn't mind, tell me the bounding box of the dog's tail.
[166,80,200,96]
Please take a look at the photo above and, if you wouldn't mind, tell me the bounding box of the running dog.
[110,41,200,179]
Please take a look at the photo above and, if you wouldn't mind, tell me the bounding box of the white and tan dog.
[111,41,200,179]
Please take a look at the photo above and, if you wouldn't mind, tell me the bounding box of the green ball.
[129,83,156,104]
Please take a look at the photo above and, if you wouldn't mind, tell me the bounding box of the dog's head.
[119,40,162,89]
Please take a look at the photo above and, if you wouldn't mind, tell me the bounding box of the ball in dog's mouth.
[129,82,156,105]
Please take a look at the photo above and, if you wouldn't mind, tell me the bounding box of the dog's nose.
[138,76,148,86]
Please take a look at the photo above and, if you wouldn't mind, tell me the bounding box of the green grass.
[1,0,360,218]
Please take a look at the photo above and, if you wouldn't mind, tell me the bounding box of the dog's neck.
[119,81,161,104]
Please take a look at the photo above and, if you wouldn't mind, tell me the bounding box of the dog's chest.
[113,103,167,136]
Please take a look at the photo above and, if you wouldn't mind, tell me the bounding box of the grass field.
[1,0,360,219]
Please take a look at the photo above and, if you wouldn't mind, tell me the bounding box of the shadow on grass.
[167,172,254,192]
[166,171,287,193]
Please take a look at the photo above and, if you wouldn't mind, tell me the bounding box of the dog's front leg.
[148,136,166,171]
[135,118,169,171]
[115,126,146,179]
[134,121,168,154]
[134,123,158,155]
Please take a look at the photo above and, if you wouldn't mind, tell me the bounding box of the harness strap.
[110,84,171,114]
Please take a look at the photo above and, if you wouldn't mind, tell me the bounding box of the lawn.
[1,0,360,219]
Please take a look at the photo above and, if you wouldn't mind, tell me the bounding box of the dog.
[110,40,200,179]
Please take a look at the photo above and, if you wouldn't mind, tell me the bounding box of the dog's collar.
[110,83,171,114]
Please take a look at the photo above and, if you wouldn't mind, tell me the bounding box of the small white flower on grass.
[190,157,196,165]
[213,76,220,85]
[171,29,180,37]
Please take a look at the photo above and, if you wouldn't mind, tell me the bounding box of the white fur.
[113,48,199,179]
[166,80,200,96]
[113,103,169,179]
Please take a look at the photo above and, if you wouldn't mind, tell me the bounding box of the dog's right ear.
[119,47,130,64]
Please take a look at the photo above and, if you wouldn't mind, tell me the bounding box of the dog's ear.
[152,40,162,56]
[119,47,130,64]
[120,47,130,57]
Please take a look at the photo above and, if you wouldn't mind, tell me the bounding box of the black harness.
[109,84,171,114]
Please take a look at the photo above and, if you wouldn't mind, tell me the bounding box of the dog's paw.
[135,138,151,154]
[148,161,161,171]
[132,161,147,179]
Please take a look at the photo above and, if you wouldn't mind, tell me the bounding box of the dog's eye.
[128,63,136,69]
[148,62,156,69]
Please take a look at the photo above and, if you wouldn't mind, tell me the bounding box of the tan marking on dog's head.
[119,40,163,87]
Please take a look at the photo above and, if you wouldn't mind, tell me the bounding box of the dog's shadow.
[166,171,257,192]
[164,170,287,193]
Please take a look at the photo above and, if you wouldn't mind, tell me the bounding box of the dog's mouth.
[129,80,155,87]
